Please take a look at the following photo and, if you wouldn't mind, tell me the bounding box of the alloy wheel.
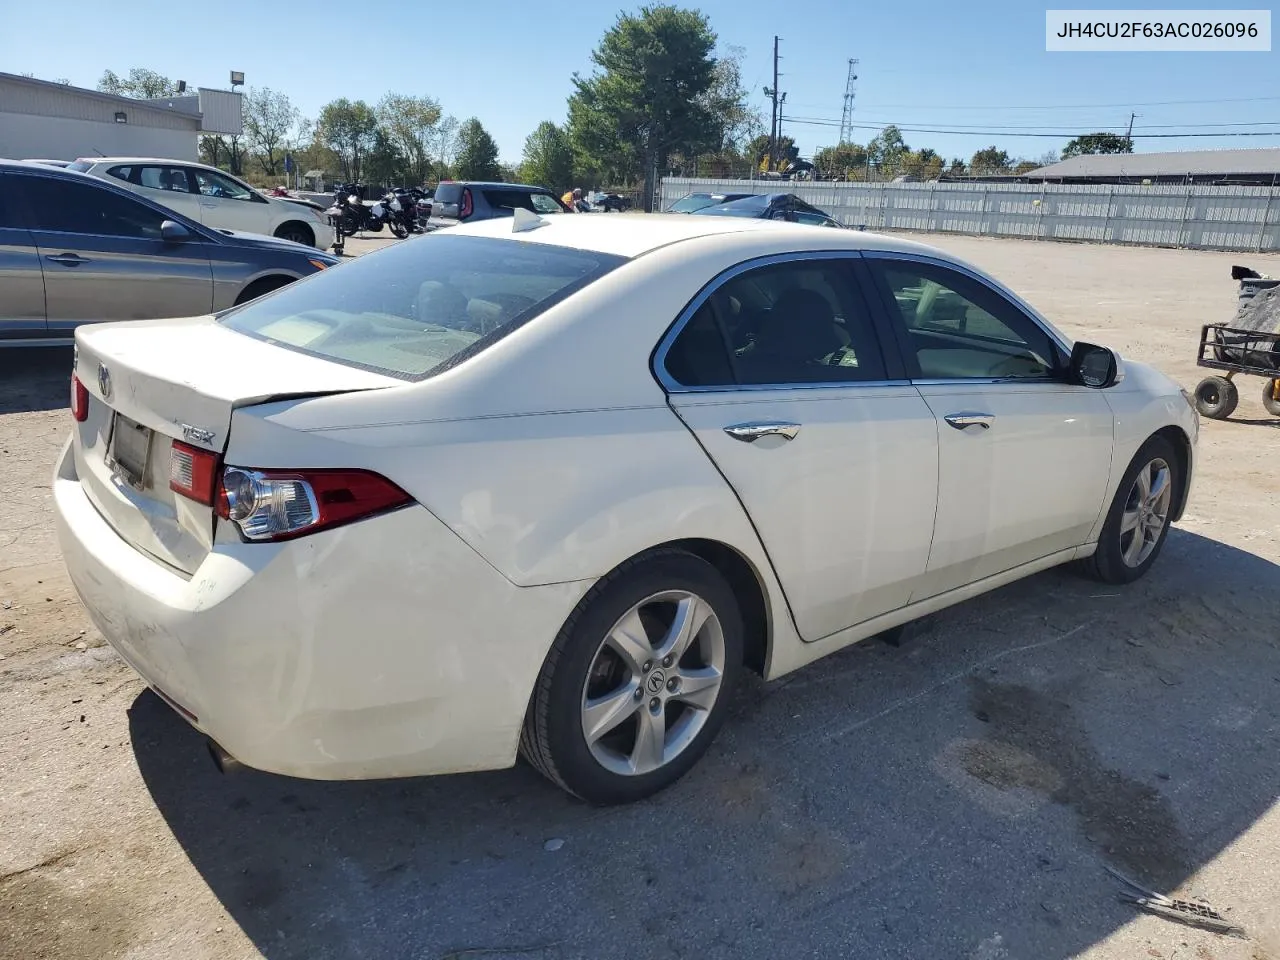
[1119,457,1172,568]
[580,590,726,777]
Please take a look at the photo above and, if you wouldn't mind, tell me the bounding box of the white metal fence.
[659,177,1280,253]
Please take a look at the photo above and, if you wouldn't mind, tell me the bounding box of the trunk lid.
[72,315,397,575]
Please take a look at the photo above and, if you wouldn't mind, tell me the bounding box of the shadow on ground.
[132,529,1280,960]
[0,347,73,415]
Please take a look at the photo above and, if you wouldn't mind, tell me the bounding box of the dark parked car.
[667,191,751,213]
[587,191,633,212]
[691,192,843,227]
[0,160,337,347]
[427,181,566,228]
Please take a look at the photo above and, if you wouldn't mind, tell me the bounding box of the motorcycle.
[325,182,382,245]
[376,188,423,239]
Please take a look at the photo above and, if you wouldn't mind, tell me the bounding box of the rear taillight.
[71,375,89,422]
[169,442,220,505]
[215,467,411,541]
[460,188,473,219]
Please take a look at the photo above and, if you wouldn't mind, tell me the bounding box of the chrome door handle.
[944,413,994,430]
[724,421,801,443]
[46,253,88,265]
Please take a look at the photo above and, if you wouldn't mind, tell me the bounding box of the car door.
[863,253,1114,599]
[109,163,205,222]
[12,171,214,335]
[656,253,939,641]
[0,172,47,340]
[189,167,273,234]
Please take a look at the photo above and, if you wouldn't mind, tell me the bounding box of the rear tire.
[389,219,409,239]
[520,549,742,804]
[273,222,315,247]
[1263,379,1280,417]
[1080,435,1180,585]
[1194,376,1238,419]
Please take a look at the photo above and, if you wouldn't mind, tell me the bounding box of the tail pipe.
[206,739,243,775]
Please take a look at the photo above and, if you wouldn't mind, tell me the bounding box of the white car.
[68,157,334,251]
[54,214,1197,804]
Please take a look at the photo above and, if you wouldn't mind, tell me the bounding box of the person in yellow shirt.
[561,187,583,211]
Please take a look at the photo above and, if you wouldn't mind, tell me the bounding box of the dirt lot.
[2,233,1279,960]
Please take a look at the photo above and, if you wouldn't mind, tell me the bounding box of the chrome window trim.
[653,250,902,395]
[861,249,1073,358]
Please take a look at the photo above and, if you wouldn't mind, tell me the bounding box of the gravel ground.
[2,232,1278,960]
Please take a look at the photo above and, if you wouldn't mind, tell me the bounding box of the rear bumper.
[53,438,591,780]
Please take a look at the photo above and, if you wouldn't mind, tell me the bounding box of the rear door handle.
[46,253,89,266]
[724,421,801,443]
[944,413,994,430]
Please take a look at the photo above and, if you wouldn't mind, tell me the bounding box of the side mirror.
[1069,341,1121,388]
[160,220,191,243]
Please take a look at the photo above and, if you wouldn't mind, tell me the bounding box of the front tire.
[1194,376,1238,419]
[520,549,742,804]
[273,222,315,247]
[1081,435,1180,584]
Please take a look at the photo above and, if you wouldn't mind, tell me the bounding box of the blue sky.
[4,0,1277,164]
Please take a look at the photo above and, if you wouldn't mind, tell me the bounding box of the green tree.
[1012,159,1039,175]
[903,147,943,180]
[1061,132,1133,158]
[377,93,443,184]
[97,67,176,98]
[520,121,576,192]
[970,146,1011,175]
[364,129,408,186]
[317,98,379,181]
[814,142,868,180]
[568,5,721,209]
[430,116,461,179]
[244,87,299,177]
[868,125,909,173]
[454,118,501,180]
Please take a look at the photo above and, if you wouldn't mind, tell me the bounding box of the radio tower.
[838,58,859,144]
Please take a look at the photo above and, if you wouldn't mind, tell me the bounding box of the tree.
[1012,160,1039,175]
[317,98,379,181]
[428,116,461,180]
[1037,150,1061,166]
[568,5,721,209]
[520,121,576,192]
[945,158,968,177]
[903,147,943,180]
[454,118,501,180]
[867,125,910,176]
[244,87,299,177]
[1061,132,1134,159]
[814,142,868,180]
[698,45,758,156]
[364,129,408,186]
[970,146,1011,175]
[377,93,443,184]
[98,68,176,99]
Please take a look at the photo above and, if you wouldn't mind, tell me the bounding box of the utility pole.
[1124,112,1137,150]
[764,36,781,172]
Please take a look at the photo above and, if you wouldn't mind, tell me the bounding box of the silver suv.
[427,182,566,228]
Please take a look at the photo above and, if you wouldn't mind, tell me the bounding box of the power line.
[846,95,1280,111]
[784,117,1280,139]
[786,114,1280,132]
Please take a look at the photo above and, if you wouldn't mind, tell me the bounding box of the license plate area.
[106,414,154,490]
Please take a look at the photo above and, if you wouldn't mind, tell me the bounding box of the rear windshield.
[669,194,718,213]
[434,183,463,204]
[67,160,94,172]
[695,194,771,217]
[483,189,564,216]
[219,234,626,381]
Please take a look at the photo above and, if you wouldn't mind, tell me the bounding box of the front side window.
[662,257,887,388]
[530,193,564,214]
[193,169,254,201]
[870,259,1060,380]
[220,234,625,381]
[15,175,168,239]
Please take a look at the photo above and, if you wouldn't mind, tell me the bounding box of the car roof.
[439,181,552,191]
[449,211,948,260]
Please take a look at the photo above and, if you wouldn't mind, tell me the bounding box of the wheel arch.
[1153,424,1193,522]
[234,274,296,306]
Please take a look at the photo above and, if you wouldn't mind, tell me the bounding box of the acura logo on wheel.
[97,363,112,400]
[646,670,666,694]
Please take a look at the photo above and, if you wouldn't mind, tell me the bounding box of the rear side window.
[106,165,134,182]
[220,234,626,381]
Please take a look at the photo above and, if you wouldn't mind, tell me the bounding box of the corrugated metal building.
[0,73,242,163]
[1025,148,1280,186]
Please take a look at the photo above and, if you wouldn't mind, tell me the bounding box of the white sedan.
[54,214,1197,803]
[68,157,335,251]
